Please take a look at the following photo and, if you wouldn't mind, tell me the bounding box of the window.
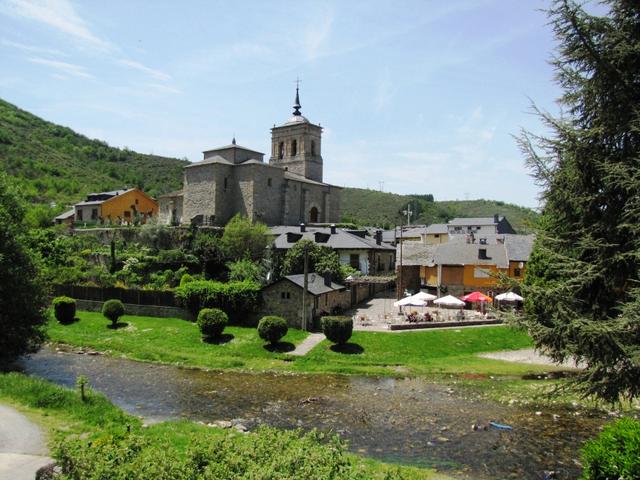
[124,211,131,218]
[291,139,297,156]
[135,199,139,205]
[280,291,291,299]
[268,178,272,187]
[278,142,284,159]
[350,254,360,269]
[224,177,228,189]
[478,248,488,259]
[77,209,83,221]
[311,140,316,155]
[474,267,491,278]
[514,268,522,277]
[454,226,462,232]
[91,208,98,220]
[479,238,487,245]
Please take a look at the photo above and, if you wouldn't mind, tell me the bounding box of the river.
[15,347,607,479]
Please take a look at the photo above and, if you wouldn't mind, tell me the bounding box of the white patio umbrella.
[393,297,427,308]
[434,295,466,308]
[495,292,524,302]
[410,291,437,302]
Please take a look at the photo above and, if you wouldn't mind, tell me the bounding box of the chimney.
[375,230,382,245]
[300,223,306,232]
[493,213,499,224]
[330,224,336,234]
[323,272,332,287]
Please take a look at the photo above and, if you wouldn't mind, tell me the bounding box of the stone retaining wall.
[73,299,193,321]
[389,319,503,330]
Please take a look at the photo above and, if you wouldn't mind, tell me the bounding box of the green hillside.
[0,98,187,210]
[1,98,536,232]
[341,187,538,233]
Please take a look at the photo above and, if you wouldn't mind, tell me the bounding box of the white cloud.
[4,0,111,49]
[374,67,396,112]
[28,56,93,78]
[117,59,171,82]
[303,8,333,61]
[1,38,65,55]
[143,82,182,95]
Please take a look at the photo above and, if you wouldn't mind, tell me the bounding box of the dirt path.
[479,348,584,368]
[0,404,53,480]
[288,333,325,356]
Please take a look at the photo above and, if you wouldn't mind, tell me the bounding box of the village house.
[271,224,396,276]
[158,88,341,227]
[396,232,534,297]
[394,215,516,245]
[261,273,350,328]
[56,188,158,226]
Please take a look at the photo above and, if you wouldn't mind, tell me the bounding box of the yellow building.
[398,234,534,297]
[74,188,158,225]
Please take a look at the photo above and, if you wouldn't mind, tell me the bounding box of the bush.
[102,299,125,327]
[174,280,261,324]
[52,296,76,324]
[258,316,288,345]
[197,308,228,339]
[321,316,353,345]
[580,418,640,480]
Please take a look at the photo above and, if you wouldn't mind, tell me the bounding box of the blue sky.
[0,0,564,208]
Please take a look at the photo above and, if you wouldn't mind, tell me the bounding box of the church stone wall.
[182,165,218,223]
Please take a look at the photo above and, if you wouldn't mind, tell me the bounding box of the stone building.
[159,88,341,226]
[261,273,350,328]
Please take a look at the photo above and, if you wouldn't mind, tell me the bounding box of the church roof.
[185,155,234,168]
[272,226,395,251]
[284,170,330,186]
[202,144,264,155]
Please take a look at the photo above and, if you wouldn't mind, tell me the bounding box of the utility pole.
[398,222,403,300]
[302,244,309,330]
[402,204,413,226]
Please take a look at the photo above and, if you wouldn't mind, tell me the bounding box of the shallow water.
[16,348,607,479]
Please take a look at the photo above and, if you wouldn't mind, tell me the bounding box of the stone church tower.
[269,87,323,182]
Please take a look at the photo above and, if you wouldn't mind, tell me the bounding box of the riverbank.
[47,311,550,378]
[0,372,449,479]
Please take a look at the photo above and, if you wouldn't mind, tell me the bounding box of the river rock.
[234,424,248,433]
[210,420,233,429]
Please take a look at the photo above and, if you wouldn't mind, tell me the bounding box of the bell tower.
[269,85,323,182]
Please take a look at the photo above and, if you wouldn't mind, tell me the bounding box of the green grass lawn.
[47,311,309,371]
[47,311,549,377]
[294,327,544,376]
[0,373,451,479]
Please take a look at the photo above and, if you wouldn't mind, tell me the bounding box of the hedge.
[258,316,288,345]
[321,316,353,345]
[197,308,228,339]
[174,280,261,324]
[580,418,640,479]
[52,296,76,324]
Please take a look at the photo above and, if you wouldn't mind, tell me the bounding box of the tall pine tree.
[519,0,640,402]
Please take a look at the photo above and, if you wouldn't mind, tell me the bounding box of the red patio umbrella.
[461,291,492,303]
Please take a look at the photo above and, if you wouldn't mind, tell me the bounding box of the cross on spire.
[293,77,302,116]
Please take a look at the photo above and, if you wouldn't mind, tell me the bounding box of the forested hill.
[0,98,187,209]
[341,187,538,233]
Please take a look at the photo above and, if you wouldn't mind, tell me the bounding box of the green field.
[47,311,544,377]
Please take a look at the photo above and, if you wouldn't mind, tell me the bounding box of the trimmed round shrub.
[321,316,353,345]
[197,308,228,339]
[257,316,288,345]
[102,299,125,326]
[580,418,640,480]
[53,296,76,324]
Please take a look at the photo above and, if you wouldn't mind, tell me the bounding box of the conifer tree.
[519,0,640,402]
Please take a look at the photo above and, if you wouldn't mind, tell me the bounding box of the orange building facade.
[100,189,158,224]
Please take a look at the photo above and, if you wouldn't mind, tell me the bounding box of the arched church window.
[278,142,284,159]
[291,139,297,156]
[311,140,316,156]
[224,177,228,189]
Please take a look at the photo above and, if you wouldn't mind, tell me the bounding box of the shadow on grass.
[203,333,235,345]
[329,343,364,355]
[58,317,80,326]
[263,342,295,353]
[107,322,129,330]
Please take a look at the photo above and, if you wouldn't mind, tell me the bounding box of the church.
[158,88,342,226]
